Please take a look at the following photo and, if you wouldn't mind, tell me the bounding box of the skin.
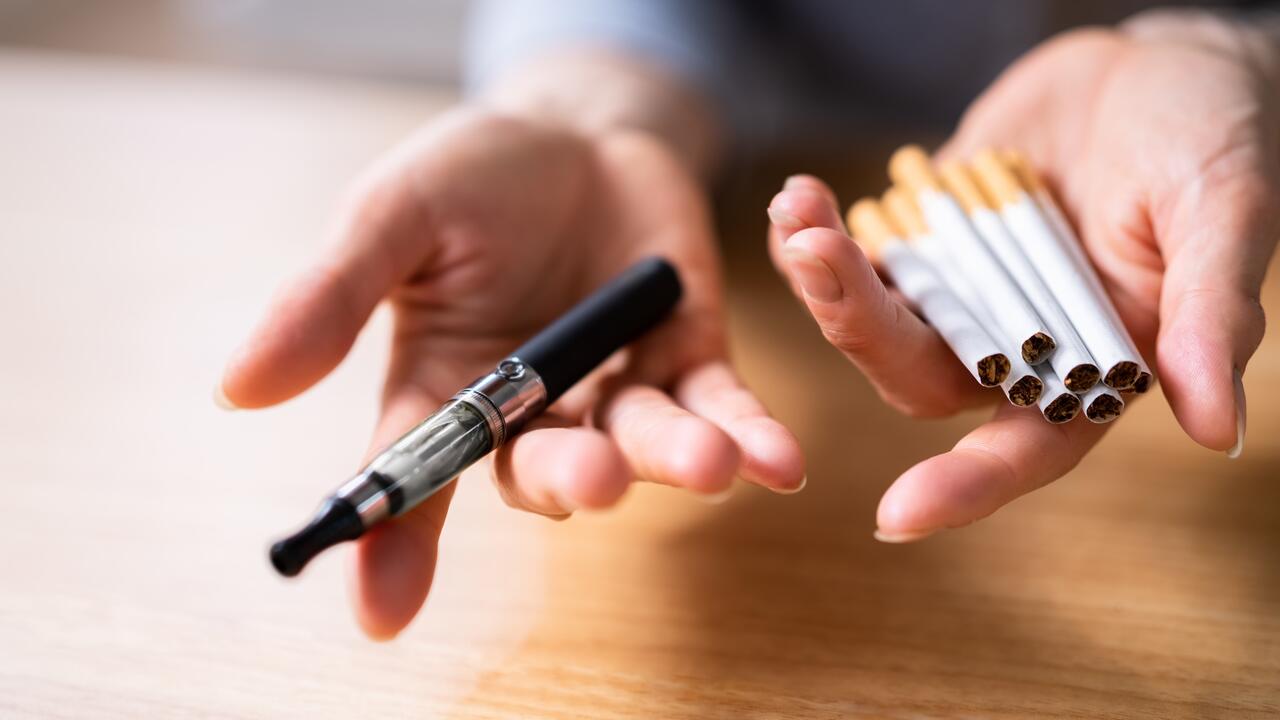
[222,9,1278,637]
[770,12,1279,542]
[218,60,804,638]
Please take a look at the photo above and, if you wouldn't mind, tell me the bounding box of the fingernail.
[1227,368,1246,459]
[213,381,238,411]
[696,483,736,505]
[874,528,937,543]
[767,206,805,233]
[774,474,807,495]
[784,248,842,303]
[783,174,808,190]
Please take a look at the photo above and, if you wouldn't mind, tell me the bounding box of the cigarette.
[1035,363,1082,424]
[889,146,1055,366]
[972,150,1147,391]
[1131,371,1153,394]
[1081,382,1125,423]
[938,160,1101,392]
[1002,150,1155,394]
[883,188,1043,406]
[847,199,1011,386]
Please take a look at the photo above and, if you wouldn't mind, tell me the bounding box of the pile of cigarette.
[848,146,1151,424]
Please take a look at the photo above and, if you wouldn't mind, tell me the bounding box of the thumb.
[1157,169,1277,455]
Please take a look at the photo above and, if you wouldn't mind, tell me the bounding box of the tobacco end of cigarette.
[847,198,896,259]
[937,161,990,214]
[977,354,1011,387]
[1044,393,1082,424]
[1086,393,1125,423]
[1063,364,1101,393]
[1008,375,1043,407]
[888,145,941,193]
[971,148,1024,207]
[882,186,929,238]
[1103,361,1140,390]
[1021,332,1057,365]
[1132,371,1154,394]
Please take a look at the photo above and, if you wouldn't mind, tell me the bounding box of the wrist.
[476,49,723,178]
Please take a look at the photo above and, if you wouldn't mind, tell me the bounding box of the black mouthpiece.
[269,498,365,577]
[514,257,682,405]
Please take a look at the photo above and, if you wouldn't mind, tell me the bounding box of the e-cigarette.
[269,257,682,577]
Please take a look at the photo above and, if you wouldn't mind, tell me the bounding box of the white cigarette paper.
[881,190,1043,407]
[972,150,1146,390]
[847,200,1011,387]
[889,147,1055,366]
[939,161,1100,392]
[1004,151,1154,393]
[960,284,1043,407]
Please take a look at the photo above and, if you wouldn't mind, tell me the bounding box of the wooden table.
[2,49,1277,719]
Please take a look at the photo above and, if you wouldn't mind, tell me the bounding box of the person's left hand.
[768,11,1279,541]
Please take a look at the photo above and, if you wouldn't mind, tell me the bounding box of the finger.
[674,362,806,492]
[785,173,840,207]
[1156,170,1276,454]
[490,415,632,515]
[349,381,455,640]
[597,383,739,495]
[784,226,987,417]
[770,175,846,234]
[767,175,846,295]
[875,402,1110,542]
[218,165,433,409]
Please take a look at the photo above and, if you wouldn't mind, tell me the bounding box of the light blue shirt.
[464,0,1250,144]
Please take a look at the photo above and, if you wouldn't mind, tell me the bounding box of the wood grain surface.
[1,49,1277,719]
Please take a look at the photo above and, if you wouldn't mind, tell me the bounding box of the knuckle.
[1178,285,1268,350]
[817,303,886,356]
[822,323,877,355]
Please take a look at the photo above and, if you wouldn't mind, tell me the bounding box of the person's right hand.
[218,106,805,639]
[768,12,1279,543]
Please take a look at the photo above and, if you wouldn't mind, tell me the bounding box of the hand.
[220,107,804,638]
[769,13,1278,541]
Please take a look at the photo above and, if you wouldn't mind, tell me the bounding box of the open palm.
[221,108,804,637]
[772,15,1278,540]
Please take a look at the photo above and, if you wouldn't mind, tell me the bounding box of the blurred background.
[2,3,1278,718]
[0,0,468,83]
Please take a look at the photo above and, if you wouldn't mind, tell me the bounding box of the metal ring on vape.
[452,388,506,446]
[458,358,548,445]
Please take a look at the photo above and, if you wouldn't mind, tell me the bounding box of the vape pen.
[269,257,682,577]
